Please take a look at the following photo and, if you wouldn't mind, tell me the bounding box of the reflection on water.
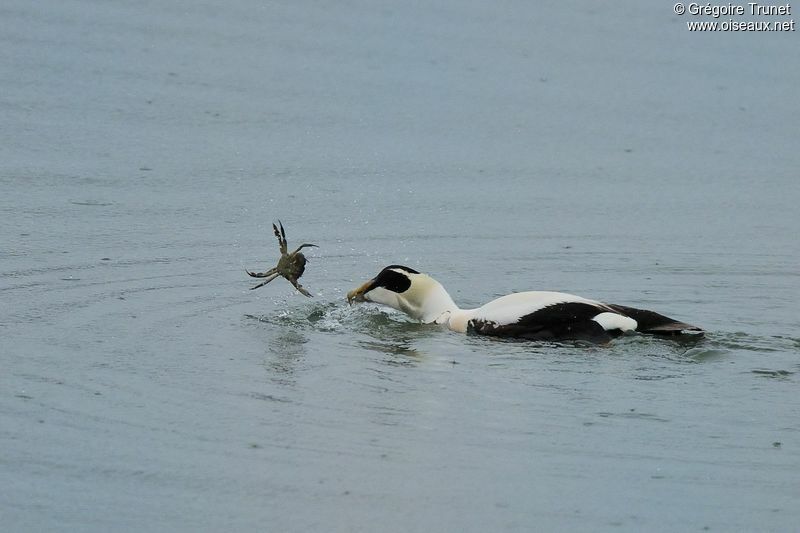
[266,329,308,382]
[251,304,800,390]
[357,340,424,363]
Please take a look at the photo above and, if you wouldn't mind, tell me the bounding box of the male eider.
[346,265,703,343]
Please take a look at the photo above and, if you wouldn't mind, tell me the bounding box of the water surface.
[2,1,799,531]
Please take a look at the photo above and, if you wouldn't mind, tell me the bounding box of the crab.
[246,221,317,297]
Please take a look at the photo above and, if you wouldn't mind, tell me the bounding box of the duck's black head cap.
[371,265,419,293]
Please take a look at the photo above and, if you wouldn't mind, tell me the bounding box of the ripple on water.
[750,369,794,379]
[245,305,799,391]
[245,302,427,337]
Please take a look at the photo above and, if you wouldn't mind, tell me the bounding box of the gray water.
[2,1,799,531]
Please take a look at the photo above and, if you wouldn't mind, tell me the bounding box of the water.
[2,1,799,531]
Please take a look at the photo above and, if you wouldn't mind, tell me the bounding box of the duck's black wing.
[468,301,622,343]
[606,304,704,336]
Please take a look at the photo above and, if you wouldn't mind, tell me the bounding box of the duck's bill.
[346,279,374,304]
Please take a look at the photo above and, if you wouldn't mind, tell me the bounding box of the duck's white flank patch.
[592,312,637,332]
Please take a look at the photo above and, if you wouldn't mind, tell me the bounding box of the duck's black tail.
[607,304,704,336]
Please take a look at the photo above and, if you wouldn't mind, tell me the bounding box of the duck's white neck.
[400,275,474,332]
[362,272,476,332]
[399,274,459,323]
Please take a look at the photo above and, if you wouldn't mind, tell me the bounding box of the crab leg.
[288,277,313,297]
[272,222,287,254]
[246,266,278,278]
[249,273,280,290]
[290,243,318,255]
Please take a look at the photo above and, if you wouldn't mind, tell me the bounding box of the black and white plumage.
[346,265,703,343]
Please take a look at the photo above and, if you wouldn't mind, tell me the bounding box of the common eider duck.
[347,265,703,343]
